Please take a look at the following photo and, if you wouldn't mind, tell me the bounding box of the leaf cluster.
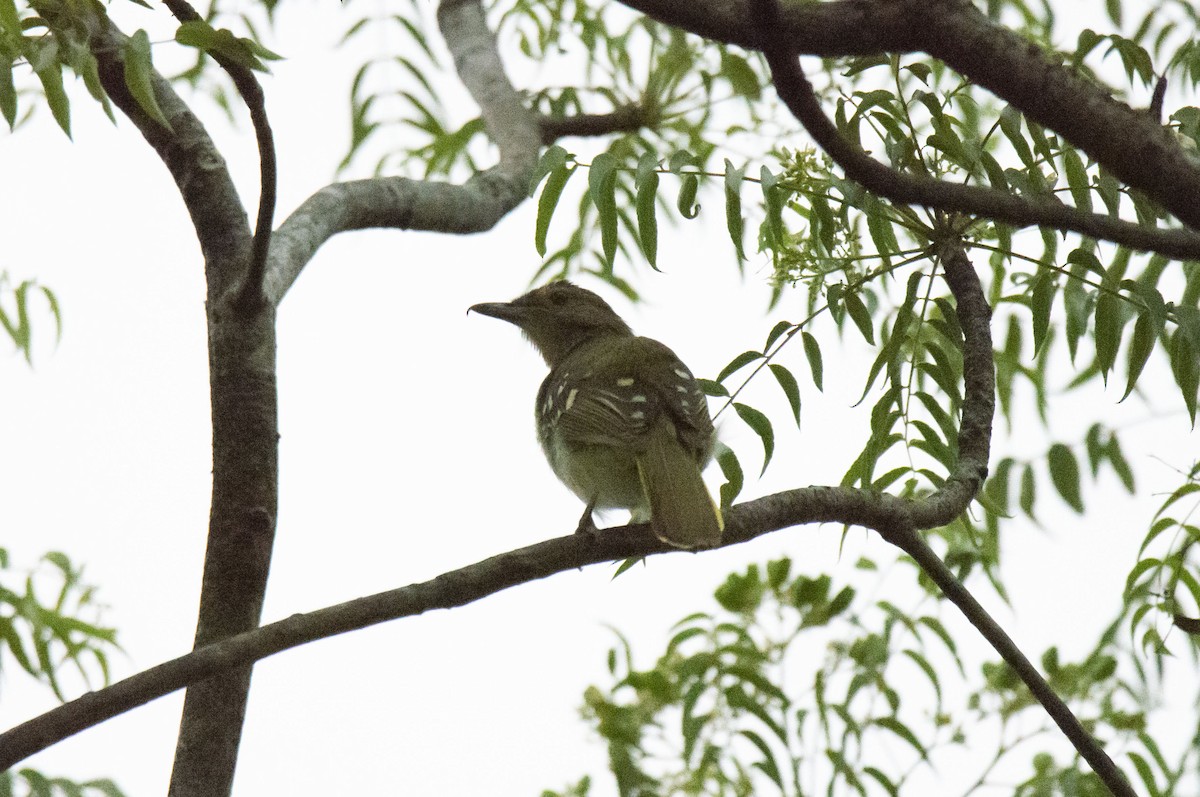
[0,549,125,796]
[551,557,1179,797]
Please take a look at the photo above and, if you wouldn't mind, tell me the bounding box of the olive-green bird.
[470,281,723,549]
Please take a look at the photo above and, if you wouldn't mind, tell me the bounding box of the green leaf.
[175,20,275,72]
[0,0,19,36]
[534,149,574,256]
[739,730,783,789]
[1126,752,1160,797]
[1019,463,1037,518]
[1169,327,1199,423]
[1062,147,1093,213]
[717,350,763,383]
[766,558,791,589]
[843,291,875,344]
[676,172,699,219]
[1107,434,1135,492]
[801,331,824,391]
[34,55,70,138]
[863,195,899,262]
[588,152,619,268]
[723,159,746,262]
[760,166,785,248]
[768,363,801,427]
[734,402,775,475]
[611,557,642,579]
[0,57,15,129]
[720,51,761,100]
[1030,270,1056,355]
[75,48,114,123]
[1104,0,1123,27]
[1093,289,1121,381]
[764,320,793,350]
[123,30,172,131]
[634,153,659,268]
[874,716,928,759]
[999,106,1034,170]
[862,767,899,797]
[1048,443,1085,513]
[715,442,743,510]
[1121,310,1162,401]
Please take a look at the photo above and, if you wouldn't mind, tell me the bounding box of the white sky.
[2,1,1197,795]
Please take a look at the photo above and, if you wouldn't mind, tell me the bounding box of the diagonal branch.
[618,0,1200,244]
[0,485,1008,768]
[748,0,1200,258]
[262,0,541,307]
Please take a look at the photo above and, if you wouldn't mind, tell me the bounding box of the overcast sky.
[3,2,1197,795]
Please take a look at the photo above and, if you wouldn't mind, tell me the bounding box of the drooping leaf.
[1169,327,1199,424]
[802,331,824,391]
[534,148,574,257]
[1048,443,1085,513]
[768,363,801,427]
[715,441,744,511]
[734,402,775,475]
[723,159,746,262]
[1093,289,1122,381]
[1030,269,1056,356]
[843,291,875,344]
[587,152,619,268]
[123,30,173,131]
[634,153,659,268]
[1121,310,1163,401]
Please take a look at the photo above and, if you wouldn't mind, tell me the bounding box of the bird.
[469,280,723,549]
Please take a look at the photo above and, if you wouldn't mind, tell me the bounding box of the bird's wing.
[544,337,713,457]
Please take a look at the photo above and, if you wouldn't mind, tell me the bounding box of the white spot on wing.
[617,377,635,387]
[565,388,579,410]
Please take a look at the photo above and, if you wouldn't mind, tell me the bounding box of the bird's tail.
[636,419,723,549]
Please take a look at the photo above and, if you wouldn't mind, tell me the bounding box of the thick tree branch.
[619,0,1200,244]
[0,485,1005,767]
[747,0,1200,258]
[86,10,276,797]
[262,0,541,306]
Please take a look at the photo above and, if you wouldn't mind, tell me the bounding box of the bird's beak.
[468,301,524,324]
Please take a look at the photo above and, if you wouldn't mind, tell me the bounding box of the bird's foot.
[574,499,600,538]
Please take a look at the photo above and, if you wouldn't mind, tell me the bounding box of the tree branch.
[618,0,1200,244]
[746,0,1200,258]
[262,0,541,306]
[0,485,999,767]
[750,1,1134,792]
[539,104,649,144]
[904,240,994,529]
[161,0,277,313]
[86,10,276,797]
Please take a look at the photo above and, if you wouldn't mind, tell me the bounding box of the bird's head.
[469,281,633,366]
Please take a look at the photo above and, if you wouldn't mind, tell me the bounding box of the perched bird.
[470,281,723,549]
